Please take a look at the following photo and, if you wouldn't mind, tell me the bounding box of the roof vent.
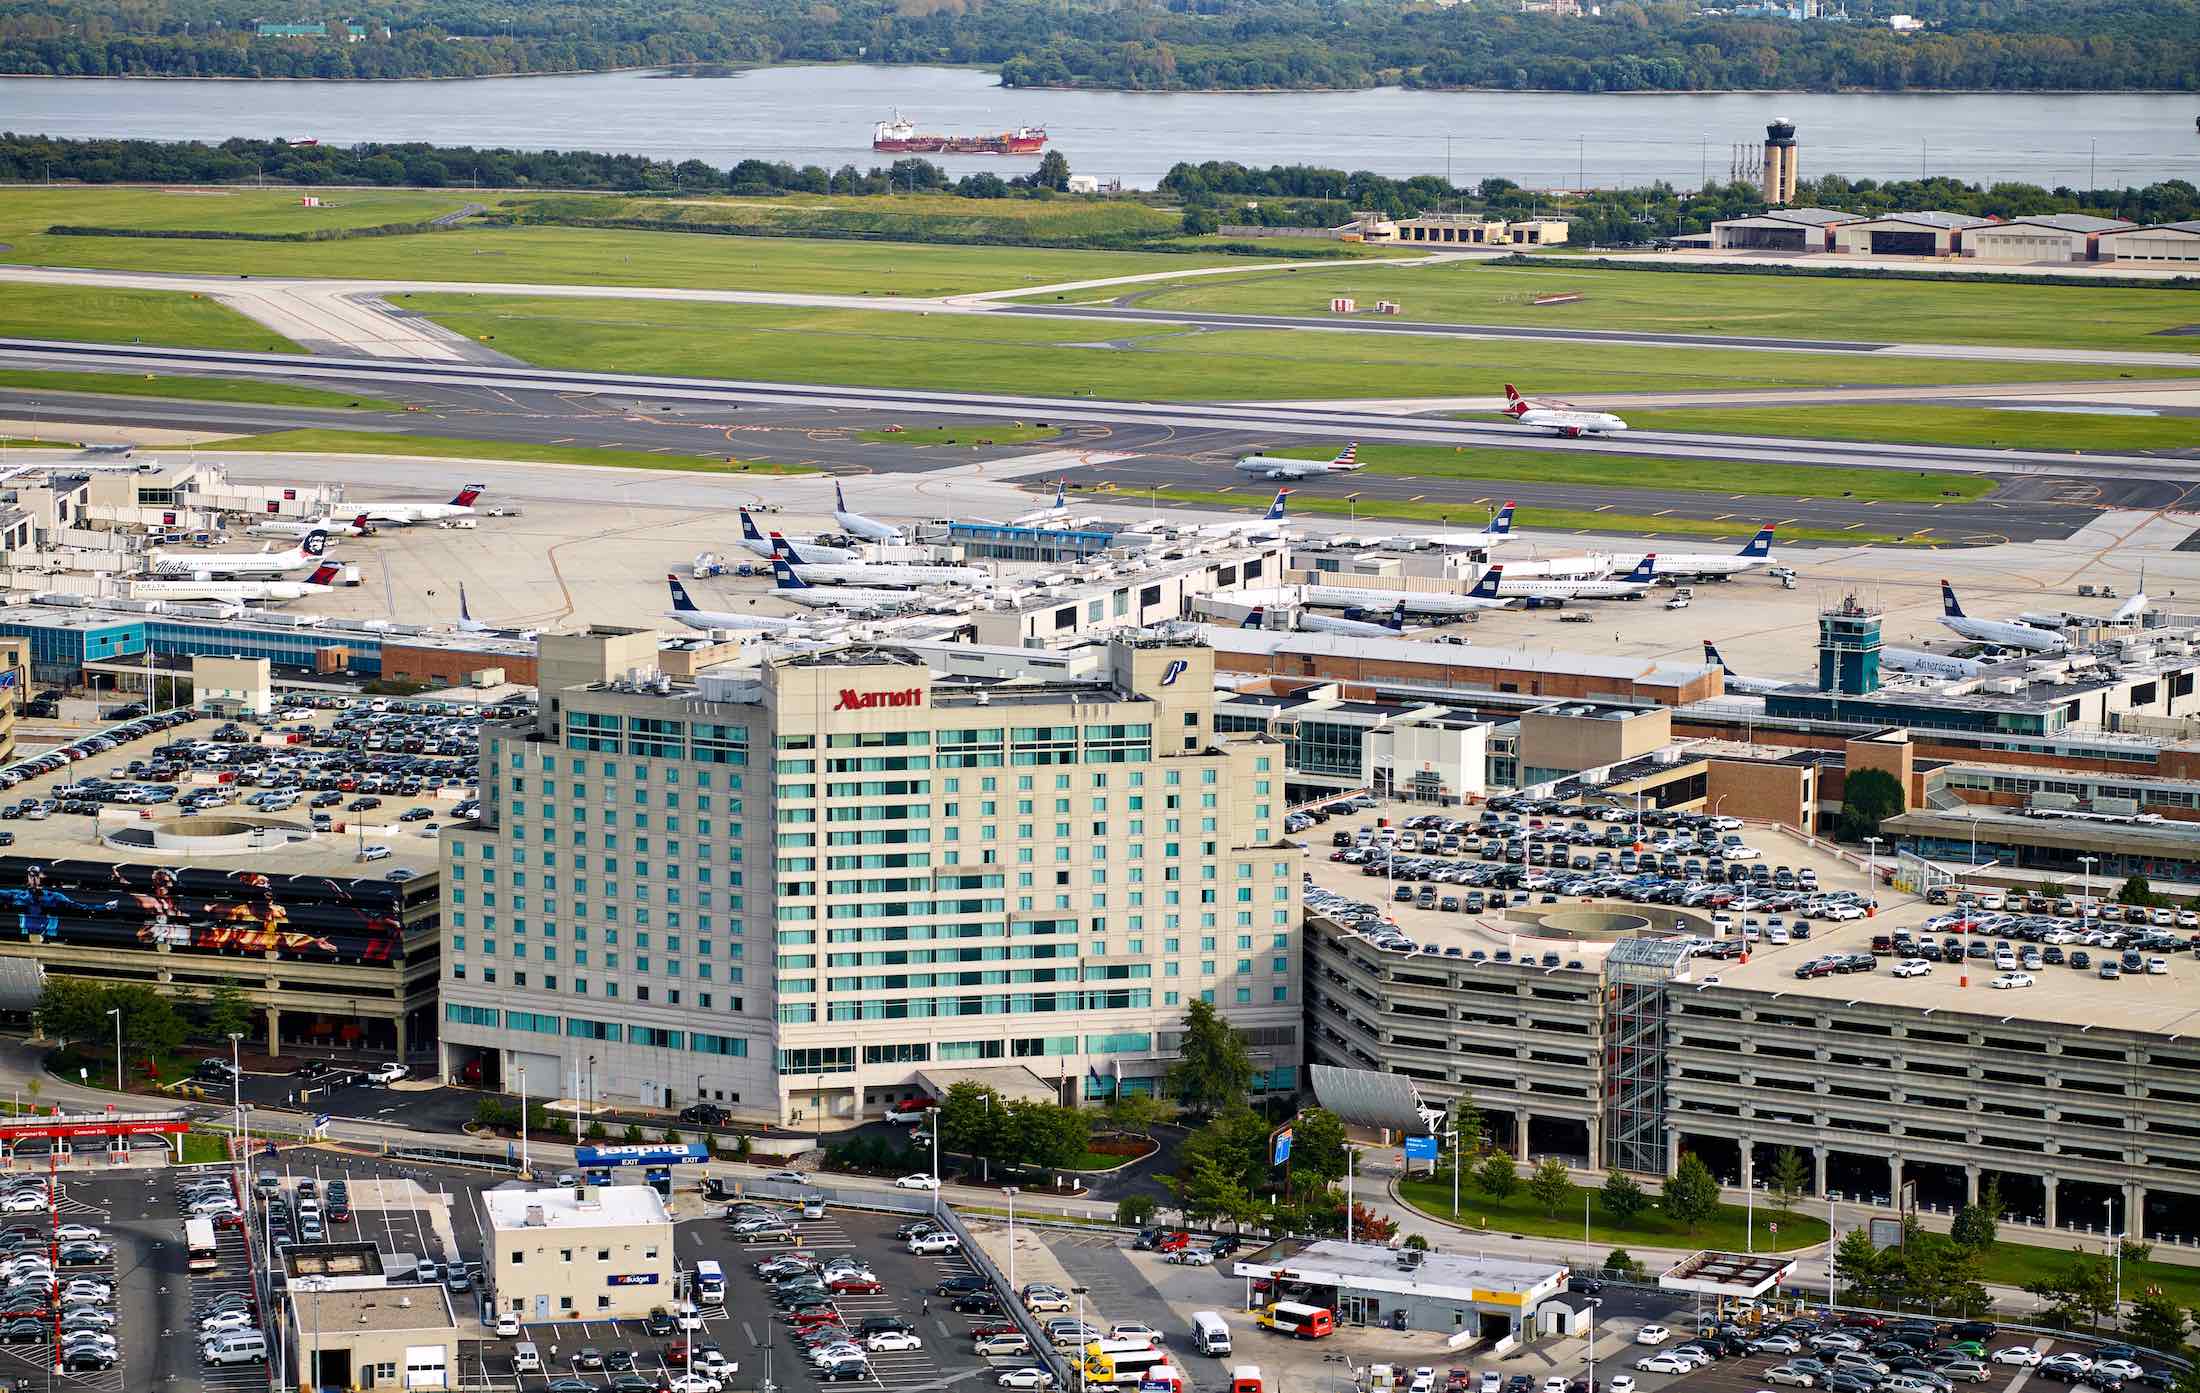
[525,1204,548,1227]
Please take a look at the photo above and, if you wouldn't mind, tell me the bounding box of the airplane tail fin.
[303,561,341,588]
[772,533,807,564]
[1490,501,1516,536]
[302,530,329,558]
[1333,443,1359,469]
[459,583,473,622]
[834,482,849,513]
[1241,607,1266,630]
[452,484,484,508]
[1051,479,1066,509]
[1264,489,1292,522]
[1940,580,1964,618]
[1502,384,1528,416]
[1469,567,1503,600]
[1384,600,1407,632]
[771,559,811,590]
[1626,554,1657,584]
[1740,524,1776,559]
[352,513,372,534]
[667,574,700,611]
[1703,640,1727,670]
[740,509,765,543]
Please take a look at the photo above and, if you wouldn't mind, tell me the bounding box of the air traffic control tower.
[1761,120,1799,205]
[1818,593,1883,695]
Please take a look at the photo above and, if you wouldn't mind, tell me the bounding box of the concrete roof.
[912,1064,1059,1105]
[2113,221,2200,235]
[1233,1238,1564,1303]
[1983,214,2133,234]
[1715,208,1859,227]
[1200,627,1713,687]
[290,1285,457,1333]
[485,1183,671,1232]
[1845,211,1992,230]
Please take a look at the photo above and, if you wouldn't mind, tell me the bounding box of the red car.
[789,1313,845,1332]
[1153,1232,1192,1254]
[828,1277,883,1295]
[664,1345,691,1368]
[968,1324,1020,1340]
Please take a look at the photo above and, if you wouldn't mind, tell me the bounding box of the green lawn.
[179,1132,230,1165]
[1969,1241,2200,1311]
[1257,443,1993,503]
[0,186,487,241]
[1397,1176,1830,1253]
[207,428,818,473]
[1113,260,2200,355]
[855,422,1063,447]
[406,295,2197,403]
[0,282,300,353]
[1139,487,1919,545]
[0,367,396,410]
[1624,403,2200,454]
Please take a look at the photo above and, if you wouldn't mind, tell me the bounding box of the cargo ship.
[872,113,1048,156]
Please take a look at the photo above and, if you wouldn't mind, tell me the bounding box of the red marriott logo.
[834,686,924,711]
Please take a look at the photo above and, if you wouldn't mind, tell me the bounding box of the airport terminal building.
[438,631,1303,1124]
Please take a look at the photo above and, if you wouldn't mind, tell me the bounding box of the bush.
[472,1098,519,1131]
[585,1120,608,1141]
[1116,1194,1159,1226]
[661,1128,682,1144]
[622,1123,644,1143]
[1402,1233,1430,1251]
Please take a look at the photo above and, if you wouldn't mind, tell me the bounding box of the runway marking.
[1844,522,1864,530]
[1593,504,1612,512]
[1652,509,1673,517]
[1914,527,1935,535]
[1714,513,1737,521]
[1408,494,1426,502]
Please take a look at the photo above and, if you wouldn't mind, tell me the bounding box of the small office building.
[485,1184,677,1323]
[1230,1239,1565,1346]
[286,1284,460,1392]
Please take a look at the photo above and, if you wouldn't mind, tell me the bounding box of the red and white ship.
[871,112,1047,156]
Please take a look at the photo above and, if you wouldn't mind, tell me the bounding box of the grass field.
[0,187,1251,295]
[1111,260,2200,355]
[1256,443,1993,502]
[0,282,299,352]
[1970,1241,2200,1311]
[1397,1176,1829,1253]
[406,295,2198,402]
[207,429,817,473]
[1623,403,2200,454]
[855,422,1062,447]
[1137,487,1918,545]
[0,367,395,410]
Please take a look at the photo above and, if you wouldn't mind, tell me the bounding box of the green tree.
[1950,1197,1998,1252]
[1475,1152,1519,1201]
[1527,1157,1574,1216]
[1176,1105,1272,1196]
[1603,1248,1647,1281]
[1166,1000,1254,1117]
[1103,1092,1171,1138]
[1175,1155,1258,1230]
[1288,1108,1349,1186]
[937,1081,1005,1158]
[1833,1225,1891,1306]
[106,983,186,1065]
[1661,1153,1721,1232]
[1115,1193,1158,1227]
[1180,205,1219,236]
[2024,1252,2118,1329]
[1768,1146,1808,1214]
[2123,1285,2188,1355]
[1600,1170,1649,1226]
[1004,1100,1090,1170]
[34,977,107,1047]
[1837,766,1905,840]
[1450,1096,1484,1158]
[2121,874,2161,907]
[1034,149,1071,192]
[205,978,255,1043]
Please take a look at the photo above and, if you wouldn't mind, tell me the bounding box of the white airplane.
[1255,601,1411,639]
[456,583,486,634]
[355,484,485,526]
[1938,581,2066,654]
[1702,641,1789,696]
[662,575,809,633]
[128,560,342,604]
[735,509,857,563]
[770,535,989,587]
[1010,480,1071,527]
[1233,442,1362,481]
[1472,555,1657,601]
[151,530,331,580]
[2020,570,2148,630]
[248,512,375,541]
[1195,489,1293,539]
[1423,502,1518,550]
[771,559,930,615]
[1610,526,1777,580]
[832,481,905,545]
[1300,582,1511,617]
[1502,384,1627,438]
[1881,647,1990,680]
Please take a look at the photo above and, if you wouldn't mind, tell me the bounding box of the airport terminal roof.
[1201,627,1715,687]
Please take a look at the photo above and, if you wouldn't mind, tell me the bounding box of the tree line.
[0,0,2191,92]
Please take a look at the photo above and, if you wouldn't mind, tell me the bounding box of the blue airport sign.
[575,1143,710,1167]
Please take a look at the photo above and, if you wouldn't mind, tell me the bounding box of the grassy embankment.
[1623,403,2200,454]
[0,281,298,352]
[1251,443,1993,503]
[403,295,2198,402]
[0,367,398,410]
[1113,259,2200,355]
[1397,1175,1829,1253]
[204,429,818,473]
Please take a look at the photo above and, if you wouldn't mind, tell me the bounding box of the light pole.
[1745,1140,1755,1254]
[1864,837,1884,893]
[2106,1197,2122,1330]
[1003,1187,1020,1298]
[1344,1146,1357,1244]
[926,1107,941,1210]
[2079,856,2097,912]
[1826,1190,1838,1311]
[106,1009,121,1093]
[519,1065,530,1176]
[1072,1287,1090,1392]
[228,1032,243,1139]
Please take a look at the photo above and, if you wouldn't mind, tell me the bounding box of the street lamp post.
[106,1009,121,1093]
[1344,1146,1357,1244]
[2079,856,2098,911]
[1864,836,1884,893]
[1003,1187,1020,1298]
[2106,1197,2122,1330]
[926,1107,941,1210]
[519,1065,530,1176]
[228,1032,244,1141]
[1072,1287,1090,1393]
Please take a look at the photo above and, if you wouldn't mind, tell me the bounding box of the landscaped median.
[1396,1171,1830,1254]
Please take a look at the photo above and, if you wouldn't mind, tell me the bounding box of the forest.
[0,0,2191,93]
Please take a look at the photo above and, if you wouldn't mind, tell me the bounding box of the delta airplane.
[1300,581,1512,617]
[736,509,857,563]
[1233,443,1363,481]
[770,535,990,587]
[129,560,342,604]
[1424,502,1519,551]
[1610,526,1777,580]
[249,513,375,541]
[1501,385,1627,438]
[151,530,331,580]
[1882,648,1990,680]
[1938,581,2067,654]
[832,482,905,545]
[355,484,485,526]
[661,575,810,633]
[1702,641,1790,696]
[771,559,930,614]
[1472,556,1657,601]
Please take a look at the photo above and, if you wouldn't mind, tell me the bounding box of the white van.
[1191,1312,1232,1358]
[204,1331,269,1366]
[512,1343,543,1374]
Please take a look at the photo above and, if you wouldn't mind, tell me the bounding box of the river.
[1,64,2194,191]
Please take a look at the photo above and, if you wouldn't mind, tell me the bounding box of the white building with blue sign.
[484,1182,674,1323]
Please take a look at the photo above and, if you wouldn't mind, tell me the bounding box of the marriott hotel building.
[437,628,1302,1124]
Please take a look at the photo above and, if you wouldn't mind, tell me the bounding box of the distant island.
[0,0,2194,93]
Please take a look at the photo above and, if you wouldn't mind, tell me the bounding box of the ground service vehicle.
[1256,1304,1334,1340]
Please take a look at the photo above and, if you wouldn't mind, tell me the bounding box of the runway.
[3,338,2193,487]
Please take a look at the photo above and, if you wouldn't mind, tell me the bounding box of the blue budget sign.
[575,1143,710,1167]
